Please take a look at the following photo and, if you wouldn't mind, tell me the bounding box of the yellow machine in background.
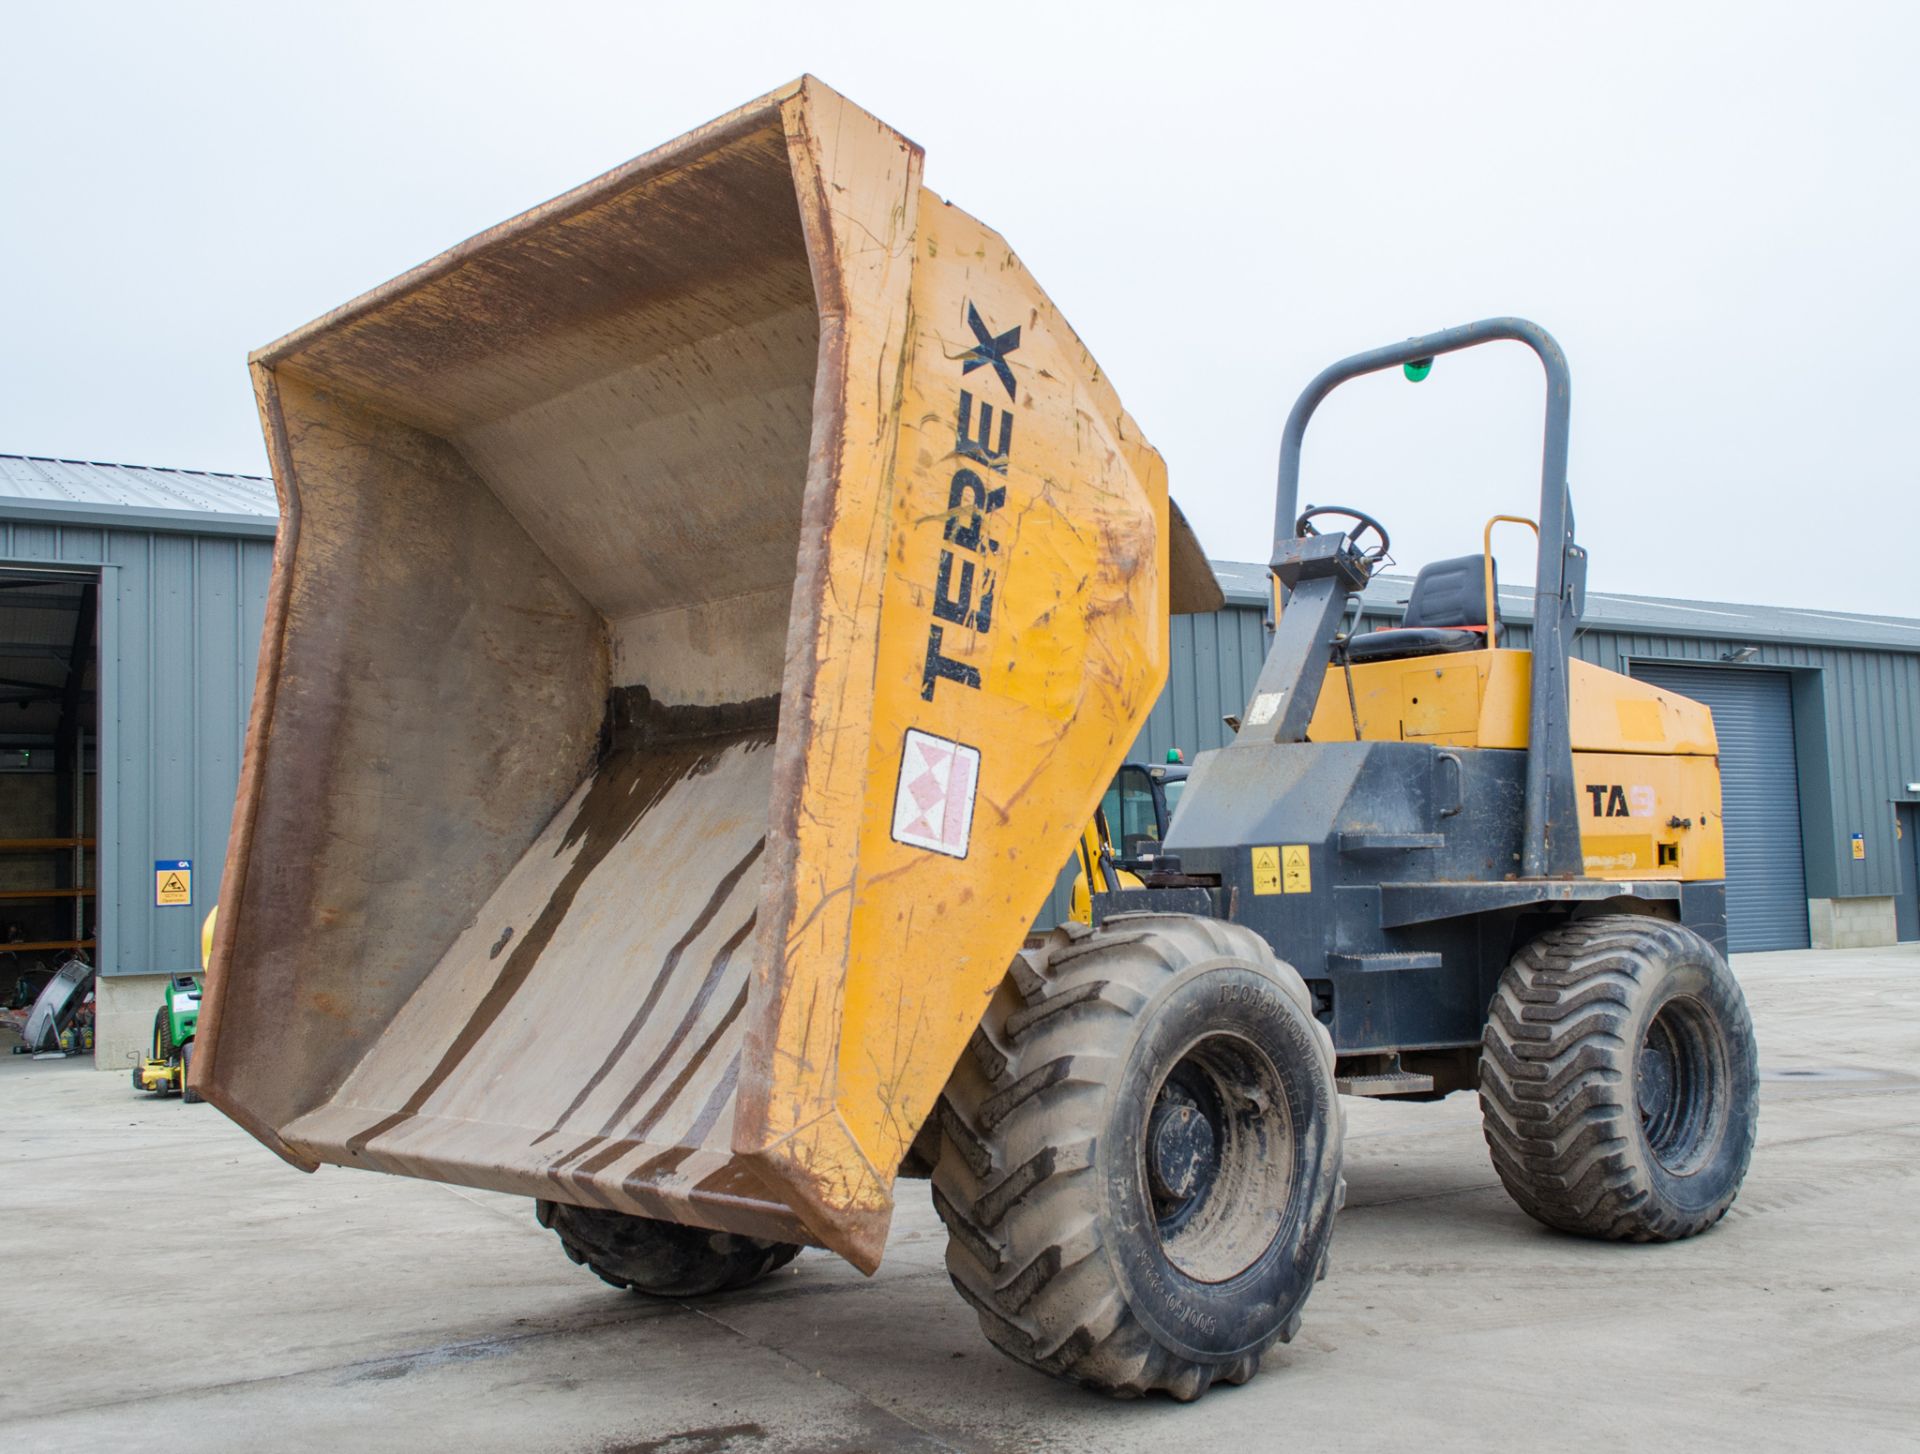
[1068,814,1141,925]
[1072,513,1727,911]
[1068,759,1190,923]
[1308,649,1726,879]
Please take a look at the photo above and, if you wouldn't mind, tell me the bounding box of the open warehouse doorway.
[0,567,98,1058]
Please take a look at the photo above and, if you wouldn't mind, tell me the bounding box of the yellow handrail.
[1483,515,1539,638]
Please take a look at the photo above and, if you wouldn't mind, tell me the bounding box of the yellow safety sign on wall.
[155,859,192,907]
[1252,845,1313,895]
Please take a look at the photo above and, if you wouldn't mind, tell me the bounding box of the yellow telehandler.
[1067,758,1188,924]
[198,78,1755,1400]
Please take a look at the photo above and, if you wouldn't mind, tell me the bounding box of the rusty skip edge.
[247,76,839,374]
[194,364,318,1174]
[728,84,914,1273]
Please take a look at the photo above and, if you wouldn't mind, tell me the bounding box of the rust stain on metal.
[347,692,776,1158]
[541,848,765,1141]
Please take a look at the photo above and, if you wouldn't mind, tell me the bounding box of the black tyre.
[138,1007,175,1095]
[1480,914,1758,1241]
[931,915,1344,1400]
[181,1039,202,1103]
[535,1201,802,1297]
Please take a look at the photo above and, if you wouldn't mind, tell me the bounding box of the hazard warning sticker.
[891,729,980,859]
[155,859,192,907]
[1251,845,1311,895]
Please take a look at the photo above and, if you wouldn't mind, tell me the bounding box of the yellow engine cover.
[1305,648,1726,880]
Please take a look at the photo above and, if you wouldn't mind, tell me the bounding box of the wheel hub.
[1637,1035,1677,1126]
[1635,997,1725,1171]
[1147,1088,1218,1203]
[1143,1035,1295,1284]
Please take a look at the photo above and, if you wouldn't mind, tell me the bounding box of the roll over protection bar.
[1269,317,1586,879]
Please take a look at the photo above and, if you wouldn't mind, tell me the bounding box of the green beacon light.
[1403,356,1434,383]
[1167,748,1184,765]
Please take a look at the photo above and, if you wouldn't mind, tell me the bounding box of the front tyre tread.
[931,916,1344,1401]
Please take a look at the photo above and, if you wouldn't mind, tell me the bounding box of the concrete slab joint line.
[5,943,1919,1450]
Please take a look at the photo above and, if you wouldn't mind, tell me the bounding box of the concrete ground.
[4,946,1917,1454]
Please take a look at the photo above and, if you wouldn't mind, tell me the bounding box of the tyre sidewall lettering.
[1102,958,1339,1362]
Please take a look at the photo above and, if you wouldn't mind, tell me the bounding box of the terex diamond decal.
[891,729,981,859]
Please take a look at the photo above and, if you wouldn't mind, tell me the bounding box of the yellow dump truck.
[200,78,1756,1401]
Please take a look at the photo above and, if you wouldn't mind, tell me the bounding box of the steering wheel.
[1295,504,1391,565]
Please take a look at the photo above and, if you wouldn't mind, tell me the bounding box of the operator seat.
[1345,554,1498,664]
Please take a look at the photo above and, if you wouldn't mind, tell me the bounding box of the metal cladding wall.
[4,495,1899,958]
[0,520,273,977]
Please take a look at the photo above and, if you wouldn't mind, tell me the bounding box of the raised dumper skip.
[196,78,1758,1401]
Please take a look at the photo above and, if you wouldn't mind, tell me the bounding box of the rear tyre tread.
[536,1200,801,1298]
[1478,914,1757,1243]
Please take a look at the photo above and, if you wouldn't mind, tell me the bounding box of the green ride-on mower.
[135,973,203,1102]
[135,907,215,1103]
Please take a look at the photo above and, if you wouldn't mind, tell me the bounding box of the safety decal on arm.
[892,728,981,859]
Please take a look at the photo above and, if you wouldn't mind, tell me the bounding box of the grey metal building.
[0,455,275,1071]
[4,445,1912,1074]
[1044,560,1920,952]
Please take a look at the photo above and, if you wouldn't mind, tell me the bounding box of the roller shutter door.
[1631,664,1809,951]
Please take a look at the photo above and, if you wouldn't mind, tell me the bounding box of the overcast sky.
[3,2,1914,614]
